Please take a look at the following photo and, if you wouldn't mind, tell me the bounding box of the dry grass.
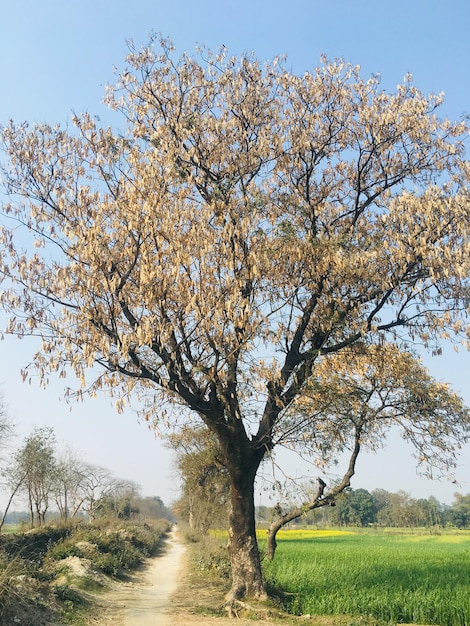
[0,518,171,625]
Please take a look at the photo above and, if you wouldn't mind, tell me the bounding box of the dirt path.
[92,529,186,625]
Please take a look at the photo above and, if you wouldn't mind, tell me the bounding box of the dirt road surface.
[122,529,186,625]
[92,529,186,625]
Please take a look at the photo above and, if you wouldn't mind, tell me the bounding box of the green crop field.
[261,529,470,626]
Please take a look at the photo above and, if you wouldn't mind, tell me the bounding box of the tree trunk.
[62,488,69,521]
[28,492,34,528]
[265,429,363,561]
[0,478,25,532]
[266,517,283,561]
[225,462,267,603]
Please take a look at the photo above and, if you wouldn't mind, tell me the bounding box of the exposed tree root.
[225,598,282,619]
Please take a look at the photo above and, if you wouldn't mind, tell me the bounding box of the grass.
[0,524,22,535]
[261,529,470,626]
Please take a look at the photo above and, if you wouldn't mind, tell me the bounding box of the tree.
[0,392,13,455]
[376,490,418,527]
[169,426,230,533]
[449,492,470,528]
[94,479,140,519]
[0,393,16,531]
[79,463,116,521]
[409,496,444,527]
[1,36,470,601]
[12,427,57,527]
[333,488,378,526]
[133,495,174,521]
[53,448,90,521]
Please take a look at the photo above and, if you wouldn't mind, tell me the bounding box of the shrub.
[0,552,25,622]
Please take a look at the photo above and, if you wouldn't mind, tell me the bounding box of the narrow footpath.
[97,529,186,625]
[121,529,186,625]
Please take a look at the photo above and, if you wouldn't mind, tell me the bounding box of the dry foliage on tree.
[1,35,470,601]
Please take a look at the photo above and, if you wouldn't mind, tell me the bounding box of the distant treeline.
[1,495,174,527]
[257,488,470,528]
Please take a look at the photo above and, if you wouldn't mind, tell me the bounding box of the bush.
[42,518,171,575]
[0,552,25,622]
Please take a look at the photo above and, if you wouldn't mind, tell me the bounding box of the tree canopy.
[1,35,469,601]
[277,342,470,478]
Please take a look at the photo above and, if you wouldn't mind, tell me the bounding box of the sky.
[0,0,469,509]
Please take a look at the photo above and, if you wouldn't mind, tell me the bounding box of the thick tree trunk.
[225,463,267,603]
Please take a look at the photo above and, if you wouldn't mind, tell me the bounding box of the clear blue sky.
[0,0,469,507]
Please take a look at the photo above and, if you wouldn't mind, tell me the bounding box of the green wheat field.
[260,529,470,626]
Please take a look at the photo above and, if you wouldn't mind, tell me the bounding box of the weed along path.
[98,528,187,625]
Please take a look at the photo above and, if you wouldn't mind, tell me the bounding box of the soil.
[86,529,185,625]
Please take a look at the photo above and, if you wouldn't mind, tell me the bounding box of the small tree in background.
[79,464,116,521]
[0,393,16,531]
[449,493,470,528]
[170,426,230,533]
[133,495,174,521]
[0,393,13,455]
[95,478,140,520]
[12,427,56,527]
[265,342,470,558]
[333,488,378,526]
[53,448,89,521]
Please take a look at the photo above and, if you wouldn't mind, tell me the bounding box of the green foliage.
[333,488,378,527]
[0,525,72,565]
[95,492,137,520]
[179,523,205,543]
[42,519,170,575]
[297,487,459,529]
[449,493,470,528]
[169,426,230,534]
[45,540,85,561]
[262,530,470,625]
[132,495,174,521]
[91,533,142,576]
[54,582,86,606]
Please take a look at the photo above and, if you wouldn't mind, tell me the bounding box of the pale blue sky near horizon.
[0,0,469,508]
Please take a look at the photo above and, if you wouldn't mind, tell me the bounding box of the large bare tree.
[1,36,470,601]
